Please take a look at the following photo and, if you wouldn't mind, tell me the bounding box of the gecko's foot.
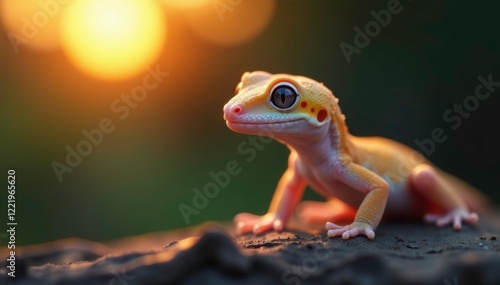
[234,212,284,235]
[326,221,375,240]
[424,208,479,230]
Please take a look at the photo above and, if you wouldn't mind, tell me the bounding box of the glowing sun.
[60,0,166,80]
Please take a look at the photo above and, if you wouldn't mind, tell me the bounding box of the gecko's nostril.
[231,104,242,114]
[223,103,244,121]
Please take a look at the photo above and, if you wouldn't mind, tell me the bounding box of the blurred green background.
[1,0,499,246]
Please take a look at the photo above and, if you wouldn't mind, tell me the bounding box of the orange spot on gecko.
[301,101,307,108]
[317,109,327,122]
[310,108,315,113]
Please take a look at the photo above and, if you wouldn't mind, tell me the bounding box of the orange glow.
[59,0,166,80]
[162,0,211,10]
[0,0,64,52]
[185,0,275,46]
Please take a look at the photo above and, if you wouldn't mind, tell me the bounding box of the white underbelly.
[298,160,420,216]
[384,180,419,215]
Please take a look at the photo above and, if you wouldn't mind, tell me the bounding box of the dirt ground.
[1,212,499,285]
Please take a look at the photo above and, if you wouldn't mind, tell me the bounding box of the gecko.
[223,71,489,240]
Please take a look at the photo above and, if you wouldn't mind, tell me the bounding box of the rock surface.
[1,213,500,285]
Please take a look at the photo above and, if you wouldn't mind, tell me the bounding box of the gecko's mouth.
[226,118,304,126]
[226,118,306,132]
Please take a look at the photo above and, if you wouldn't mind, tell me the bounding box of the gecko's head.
[223,71,338,140]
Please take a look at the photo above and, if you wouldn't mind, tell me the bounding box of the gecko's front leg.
[235,153,306,235]
[326,161,389,240]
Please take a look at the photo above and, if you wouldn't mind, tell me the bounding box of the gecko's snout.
[223,103,243,122]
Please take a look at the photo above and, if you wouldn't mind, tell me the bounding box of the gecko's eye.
[269,82,299,111]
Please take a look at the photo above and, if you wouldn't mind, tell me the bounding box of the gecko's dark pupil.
[271,85,297,109]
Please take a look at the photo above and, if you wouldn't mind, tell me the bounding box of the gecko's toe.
[272,219,284,232]
[325,222,343,230]
[365,229,375,239]
[453,216,462,230]
[237,221,257,234]
[466,212,479,224]
[424,213,440,223]
[327,229,344,238]
[436,216,452,228]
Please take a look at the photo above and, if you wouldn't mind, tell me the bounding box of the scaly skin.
[223,71,488,240]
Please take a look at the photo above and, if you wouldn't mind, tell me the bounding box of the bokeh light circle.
[60,0,166,80]
[162,0,211,10]
[185,0,275,46]
[0,0,64,52]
